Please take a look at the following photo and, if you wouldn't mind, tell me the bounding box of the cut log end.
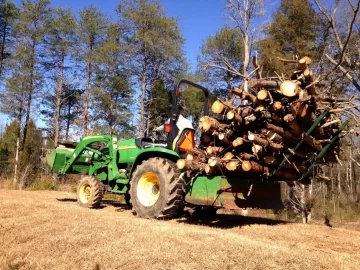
[273,101,285,115]
[226,160,240,171]
[212,100,225,114]
[206,146,224,155]
[280,80,300,97]
[208,156,217,167]
[299,56,312,65]
[176,159,186,170]
[242,161,252,172]
[257,89,268,101]
[232,137,244,147]
[205,165,214,175]
[223,152,234,161]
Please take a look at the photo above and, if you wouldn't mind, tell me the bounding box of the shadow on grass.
[178,213,289,229]
[102,199,131,211]
[55,198,286,227]
[56,198,76,202]
[56,197,131,211]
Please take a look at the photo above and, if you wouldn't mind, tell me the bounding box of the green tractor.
[46,80,285,218]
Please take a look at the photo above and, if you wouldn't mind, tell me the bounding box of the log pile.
[177,56,354,182]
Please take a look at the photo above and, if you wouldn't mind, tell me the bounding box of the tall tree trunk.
[349,147,353,201]
[14,101,23,185]
[139,43,147,137]
[84,60,91,135]
[243,32,250,92]
[146,88,152,136]
[22,46,35,148]
[337,163,342,196]
[0,24,7,77]
[109,101,113,136]
[54,53,65,146]
[66,104,71,140]
[352,149,357,201]
[108,69,115,136]
[140,74,146,136]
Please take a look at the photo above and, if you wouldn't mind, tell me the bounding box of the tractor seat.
[135,137,154,149]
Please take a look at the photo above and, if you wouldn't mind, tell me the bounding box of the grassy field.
[1,189,360,270]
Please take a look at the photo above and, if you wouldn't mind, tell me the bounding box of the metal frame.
[167,80,211,149]
[59,135,121,181]
[271,110,349,181]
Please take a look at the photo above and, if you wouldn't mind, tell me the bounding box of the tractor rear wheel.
[77,176,103,208]
[130,157,185,219]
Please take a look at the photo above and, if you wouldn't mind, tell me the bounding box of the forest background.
[1,0,360,223]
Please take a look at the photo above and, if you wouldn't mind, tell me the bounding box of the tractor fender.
[129,148,180,179]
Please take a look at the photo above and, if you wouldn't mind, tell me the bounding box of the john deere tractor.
[46,80,284,218]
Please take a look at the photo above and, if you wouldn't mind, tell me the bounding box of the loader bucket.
[46,147,92,174]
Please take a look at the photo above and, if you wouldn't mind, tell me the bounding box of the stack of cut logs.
[176,56,351,182]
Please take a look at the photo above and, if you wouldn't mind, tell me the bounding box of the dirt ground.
[1,190,360,270]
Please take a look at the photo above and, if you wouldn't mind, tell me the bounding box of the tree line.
[1,0,360,217]
[0,0,186,184]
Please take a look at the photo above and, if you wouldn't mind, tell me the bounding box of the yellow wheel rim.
[79,183,92,204]
[137,172,160,207]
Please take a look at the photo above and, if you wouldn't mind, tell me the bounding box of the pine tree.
[77,6,108,135]
[61,84,83,140]
[14,0,50,146]
[92,23,135,137]
[0,121,18,175]
[258,0,320,76]
[40,83,83,143]
[1,0,50,183]
[118,0,185,136]
[19,119,43,187]
[44,7,76,146]
[0,0,18,77]
[0,68,27,183]
[199,26,244,97]
[146,79,171,132]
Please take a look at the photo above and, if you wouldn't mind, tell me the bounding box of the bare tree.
[204,0,264,91]
[314,0,360,91]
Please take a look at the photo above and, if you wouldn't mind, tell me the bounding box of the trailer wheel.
[130,157,185,219]
[77,176,103,208]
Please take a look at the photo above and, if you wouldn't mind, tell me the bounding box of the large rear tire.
[130,157,185,219]
[77,176,103,208]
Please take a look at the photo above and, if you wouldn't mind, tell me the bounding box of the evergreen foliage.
[198,26,244,97]
[118,0,185,136]
[0,0,18,77]
[92,23,135,137]
[77,5,108,134]
[258,0,320,76]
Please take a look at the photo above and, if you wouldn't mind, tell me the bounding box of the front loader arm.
[60,135,118,177]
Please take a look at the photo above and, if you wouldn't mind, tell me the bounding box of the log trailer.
[46,79,348,219]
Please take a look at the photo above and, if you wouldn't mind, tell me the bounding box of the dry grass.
[0,190,360,270]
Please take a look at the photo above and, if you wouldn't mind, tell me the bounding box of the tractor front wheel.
[77,176,103,208]
[130,157,185,219]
